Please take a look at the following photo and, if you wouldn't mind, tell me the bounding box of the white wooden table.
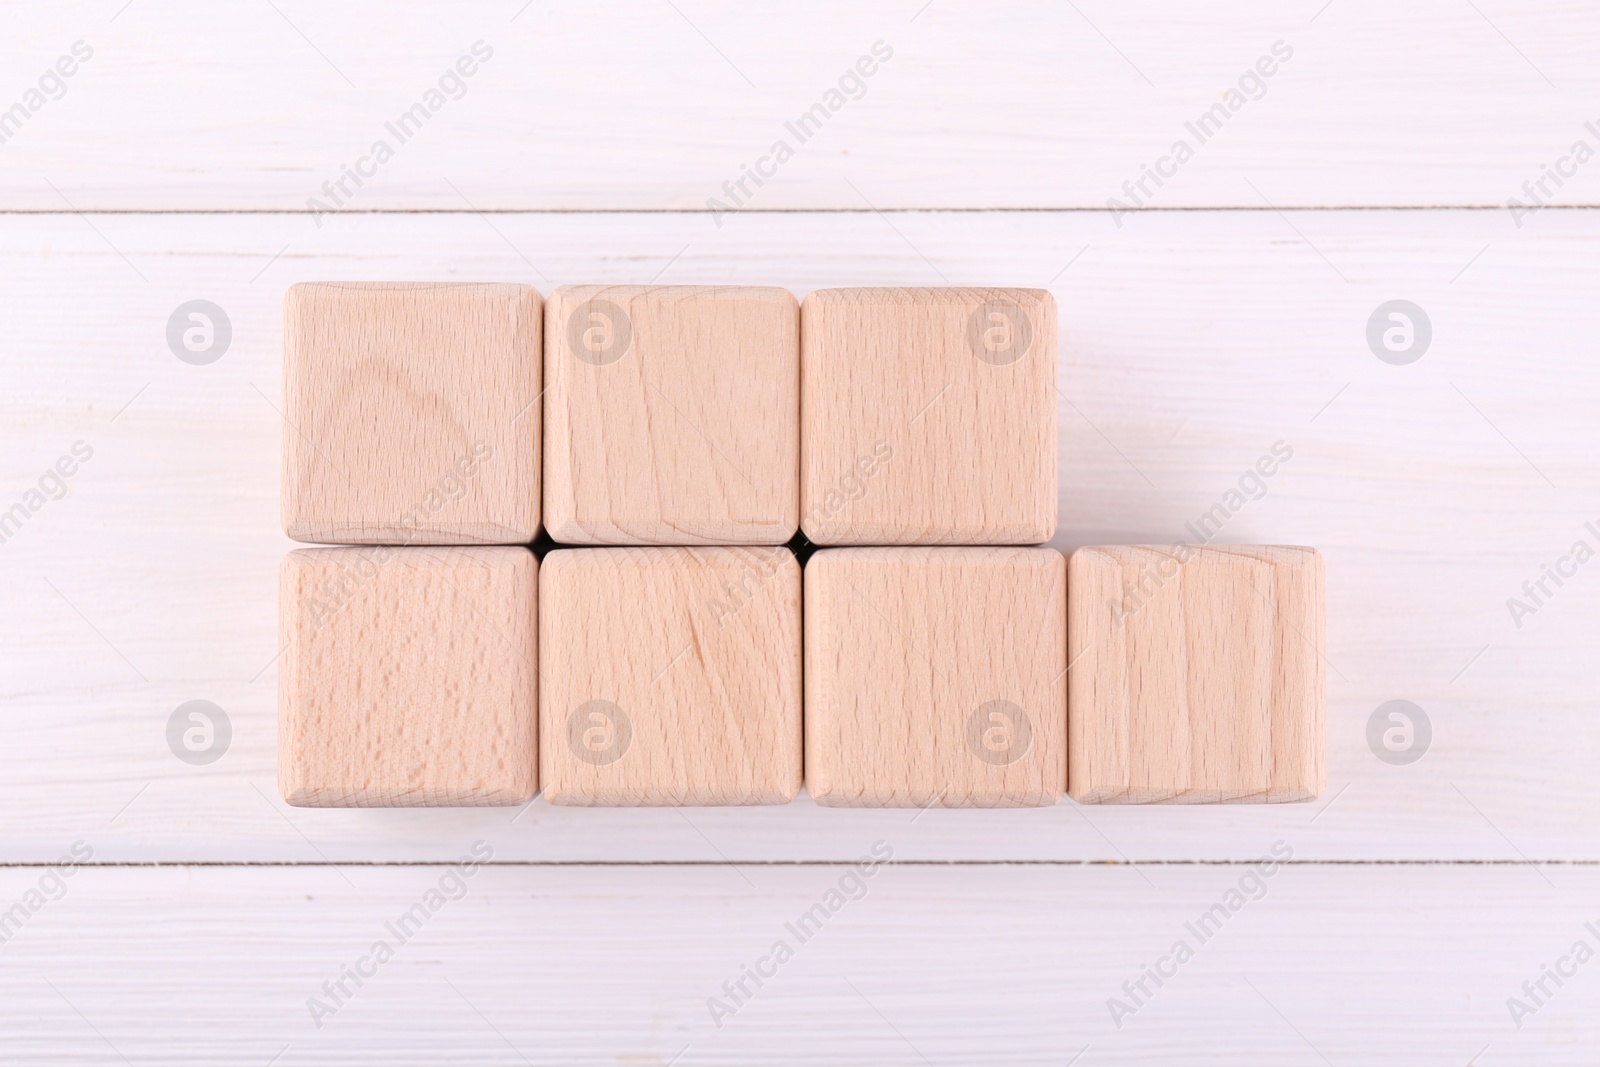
[2,2,1596,1062]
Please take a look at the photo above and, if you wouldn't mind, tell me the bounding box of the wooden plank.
[0,863,1591,1062]
[1,208,1597,861]
[2,2,1599,209]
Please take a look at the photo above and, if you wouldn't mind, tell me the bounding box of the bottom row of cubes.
[278,543,1325,808]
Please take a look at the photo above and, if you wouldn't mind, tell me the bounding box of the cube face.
[278,546,538,807]
[543,285,799,545]
[539,546,802,804]
[804,547,1067,807]
[800,288,1057,546]
[282,282,541,545]
[1067,545,1325,804]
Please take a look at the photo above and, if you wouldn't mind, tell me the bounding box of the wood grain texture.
[1068,545,1326,804]
[4,208,1600,861]
[801,287,1056,545]
[6,2,1600,211]
[278,546,537,806]
[543,285,798,545]
[2,9,1592,1052]
[805,547,1066,806]
[6,863,1595,1066]
[539,546,802,805]
[281,281,541,545]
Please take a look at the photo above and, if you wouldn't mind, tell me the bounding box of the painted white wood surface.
[0,863,1594,1064]
[2,208,1594,863]
[3,2,1600,210]
[2,3,1592,1057]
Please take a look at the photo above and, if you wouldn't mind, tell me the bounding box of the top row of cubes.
[281,283,1057,547]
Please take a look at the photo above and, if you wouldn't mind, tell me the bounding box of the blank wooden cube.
[805,547,1066,806]
[278,546,537,806]
[539,546,801,804]
[543,285,799,545]
[282,281,541,544]
[801,288,1056,545]
[1067,545,1325,804]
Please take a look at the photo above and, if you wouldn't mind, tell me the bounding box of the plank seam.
[2,205,1598,216]
[0,859,1590,868]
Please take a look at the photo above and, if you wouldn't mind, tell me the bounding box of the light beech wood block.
[543,285,799,545]
[539,546,802,804]
[278,546,537,807]
[804,547,1067,807]
[800,287,1057,545]
[1067,545,1325,804]
[282,281,541,545]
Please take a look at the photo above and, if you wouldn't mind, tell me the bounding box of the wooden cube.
[282,281,541,544]
[539,546,801,804]
[805,547,1067,806]
[278,546,537,806]
[543,285,799,545]
[800,288,1057,545]
[1067,545,1325,804]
